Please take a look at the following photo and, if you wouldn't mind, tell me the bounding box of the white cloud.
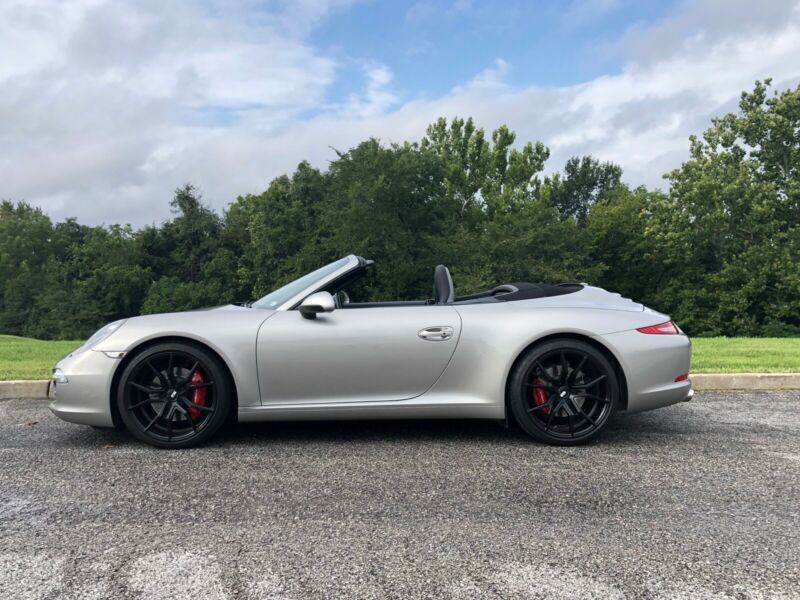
[341,63,399,119]
[616,0,799,65]
[2,0,800,225]
[0,0,346,224]
[455,59,512,93]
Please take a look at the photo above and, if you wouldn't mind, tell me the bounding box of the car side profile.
[50,255,692,448]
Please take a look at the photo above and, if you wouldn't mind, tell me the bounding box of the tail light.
[637,321,679,335]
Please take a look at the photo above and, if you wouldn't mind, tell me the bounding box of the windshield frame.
[252,255,360,311]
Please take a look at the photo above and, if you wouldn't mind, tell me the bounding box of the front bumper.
[49,349,120,427]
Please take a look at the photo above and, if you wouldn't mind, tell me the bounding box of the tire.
[116,341,232,449]
[508,339,619,446]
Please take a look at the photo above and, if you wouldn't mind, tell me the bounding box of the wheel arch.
[108,335,239,428]
[504,332,629,423]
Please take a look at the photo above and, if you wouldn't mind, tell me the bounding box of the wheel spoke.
[183,399,213,413]
[544,407,555,432]
[142,403,168,432]
[576,392,610,403]
[145,360,167,387]
[167,352,175,385]
[527,399,553,413]
[173,404,197,433]
[185,381,214,391]
[182,407,197,433]
[560,351,569,383]
[128,381,161,394]
[568,412,575,437]
[128,397,161,410]
[574,374,606,389]
[534,361,557,384]
[575,405,598,427]
[177,361,200,385]
[569,355,587,383]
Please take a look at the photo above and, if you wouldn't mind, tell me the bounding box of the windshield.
[252,257,350,309]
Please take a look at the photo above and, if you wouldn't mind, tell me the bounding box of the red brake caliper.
[188,370,206,420]
[531,378,550,415]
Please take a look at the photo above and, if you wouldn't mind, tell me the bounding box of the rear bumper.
[595,329,692,413]
[624,377,693,413]
[49,349,118,427]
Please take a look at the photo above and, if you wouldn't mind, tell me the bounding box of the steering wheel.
[490,284,518,296]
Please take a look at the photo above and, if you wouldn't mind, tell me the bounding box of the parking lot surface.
[1,392,799,599]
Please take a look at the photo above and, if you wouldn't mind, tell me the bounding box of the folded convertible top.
[454,282,583,304]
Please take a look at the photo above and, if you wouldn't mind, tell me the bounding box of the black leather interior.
[433,265,455,304]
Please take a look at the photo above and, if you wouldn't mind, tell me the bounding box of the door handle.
[418,326,454,341]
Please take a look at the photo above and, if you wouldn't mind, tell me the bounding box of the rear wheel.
[509,339,619,446]
[116,342,231,449]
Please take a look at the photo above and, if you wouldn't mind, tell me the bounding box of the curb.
[1,374,799,401]
[690,373,800,391]
[0,380,52,400]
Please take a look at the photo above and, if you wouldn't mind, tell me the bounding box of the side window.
[334,289,351,307]
[326,264,432,307]
[322,266,372,307]
[337,277,371,303]
[333,276,374,307]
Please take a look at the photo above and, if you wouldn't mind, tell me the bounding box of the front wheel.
[116,342,231,449]
[508,339,619,446]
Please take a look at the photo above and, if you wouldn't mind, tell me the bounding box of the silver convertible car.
[51,255,692,448]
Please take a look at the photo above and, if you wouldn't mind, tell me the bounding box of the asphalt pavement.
[1,392,798,599]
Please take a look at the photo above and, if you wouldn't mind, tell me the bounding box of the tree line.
[1,80,798,339]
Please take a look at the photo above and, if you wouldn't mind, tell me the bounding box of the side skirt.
[238,396,503,423]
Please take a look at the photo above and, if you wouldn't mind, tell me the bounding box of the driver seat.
[433,265,454,304]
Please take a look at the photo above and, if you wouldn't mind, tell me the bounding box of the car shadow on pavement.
[211,407,705,448]
[51,405,705,449]
[222,418,520,444]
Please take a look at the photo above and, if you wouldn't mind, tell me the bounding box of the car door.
[256,305,461,405]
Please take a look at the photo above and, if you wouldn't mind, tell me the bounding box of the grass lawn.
[0,335,83,380]
[690,337,800,373]
[0,334,799,380]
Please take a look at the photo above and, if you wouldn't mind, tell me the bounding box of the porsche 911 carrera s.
[51,255,692,448]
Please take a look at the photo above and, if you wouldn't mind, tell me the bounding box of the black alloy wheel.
[116,342,231,448]
[509,339,619,445]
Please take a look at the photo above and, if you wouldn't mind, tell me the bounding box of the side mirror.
[299,291,335,319]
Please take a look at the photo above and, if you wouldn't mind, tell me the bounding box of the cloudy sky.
[2,0,800,226]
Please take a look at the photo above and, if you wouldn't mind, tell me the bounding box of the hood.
[192,303,259,312]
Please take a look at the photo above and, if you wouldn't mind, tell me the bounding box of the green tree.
[0,202,57,336]
[420,117,552,292]
[653,80,800,335]
[245,162,329,296]
[584,186,664,307]
[140,185,228,313]
[544,156,622,221]
[320,139,448,300]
